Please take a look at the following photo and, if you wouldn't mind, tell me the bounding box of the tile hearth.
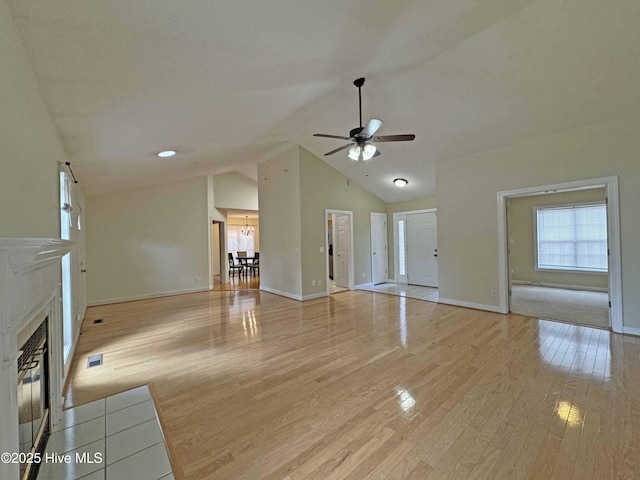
[38,385,174,480]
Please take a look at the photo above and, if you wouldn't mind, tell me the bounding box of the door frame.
[325,209,354,295]
[393,208,437,284]
[208,217,227,287]
[370,212,388,285]
[497,176,622,333]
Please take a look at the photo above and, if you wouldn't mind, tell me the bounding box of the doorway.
[498,176,622,333]
[370,212,388,285]
[393,209,438,287]
[325,209,354,295]
[211,220,226,286]
[507,189,609,329]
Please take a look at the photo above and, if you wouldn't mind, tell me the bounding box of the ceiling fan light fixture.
[362,144,376,160]
[393,178,408,188]
[348,145,361,161]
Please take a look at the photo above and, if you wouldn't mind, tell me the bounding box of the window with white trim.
[398,220,406,276]
[227,226,255,258]
[536,204,608,273]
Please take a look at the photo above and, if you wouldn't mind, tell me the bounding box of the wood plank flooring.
[66,290,640,479]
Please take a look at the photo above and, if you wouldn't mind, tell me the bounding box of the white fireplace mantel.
[0,238,76,275]
[0,237,74,480]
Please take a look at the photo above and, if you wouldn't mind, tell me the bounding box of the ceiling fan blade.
[374,134,415,142]
[325,143,354,156]
[313,133,351,140]
[362,118,383,138]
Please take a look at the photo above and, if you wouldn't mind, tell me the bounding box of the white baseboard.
[260,286,326,302]
[511,280,608,293]
[623,326,640,337]
[387,277,396,283]
[88,287,211,307]
[301,292,327,301]
[355,282,373,289]
[438,297,503,314]
[259,286,302,301]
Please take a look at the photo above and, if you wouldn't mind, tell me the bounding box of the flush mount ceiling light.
[393,178,408,188]
[157,150,176,158]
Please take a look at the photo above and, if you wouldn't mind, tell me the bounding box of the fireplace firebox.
[17,317,50,480]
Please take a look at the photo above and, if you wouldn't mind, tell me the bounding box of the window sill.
[535,267,608,275]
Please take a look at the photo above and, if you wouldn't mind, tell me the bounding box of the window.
[59,170,73,361]
[227,225,256,258]
[536,204,608,273]
[398,220,406,276]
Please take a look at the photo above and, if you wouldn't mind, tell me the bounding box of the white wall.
[213,172,259,210]
[257,146,387,300]
[436,117,640,327]
[85,177,210,304]
[0,0,62,238]
[257,147,303,298]
[207,175,228,283]
[299,147,386,297]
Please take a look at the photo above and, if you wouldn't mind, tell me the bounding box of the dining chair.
[250,252,260,275]
[228,252,244,277]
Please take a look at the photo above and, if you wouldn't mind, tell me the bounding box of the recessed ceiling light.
[157,150,176,158]
[393,178,408,188]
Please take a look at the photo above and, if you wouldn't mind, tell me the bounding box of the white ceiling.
[8,0,640,202]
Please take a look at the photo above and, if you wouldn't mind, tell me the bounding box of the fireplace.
[0,239,74,480]
[17,317,50,479]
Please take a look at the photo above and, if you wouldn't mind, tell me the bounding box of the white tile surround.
[38,385,174,480]
[0,238,74,480]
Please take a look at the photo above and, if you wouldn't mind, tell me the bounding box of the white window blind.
[536,204,608,272]
[227,226,255,258]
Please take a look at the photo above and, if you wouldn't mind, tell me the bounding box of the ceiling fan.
[313,77,415,161]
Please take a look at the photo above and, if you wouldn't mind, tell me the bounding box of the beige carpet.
[510,285,609,328]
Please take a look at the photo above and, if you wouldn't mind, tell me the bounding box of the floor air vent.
[87,354,103,368]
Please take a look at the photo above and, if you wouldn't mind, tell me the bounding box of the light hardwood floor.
[67,290,640,479]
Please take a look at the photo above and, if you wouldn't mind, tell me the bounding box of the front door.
[335,214,350,288]
[407,212,438,287]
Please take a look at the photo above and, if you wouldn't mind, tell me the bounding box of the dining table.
[236,255,259,275]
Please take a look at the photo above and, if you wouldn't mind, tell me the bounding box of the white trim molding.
[497,176,623,333]
[511,280,608,293]
[438,297,503,313]
[88,287,211,307]
[260,286,303,301]
[623,326,640,337]
[301,292,327,301]
[0,238,75,275]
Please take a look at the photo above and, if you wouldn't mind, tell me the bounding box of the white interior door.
[407,212,438,287]
[371,213,388,285]
[335,214,350,288]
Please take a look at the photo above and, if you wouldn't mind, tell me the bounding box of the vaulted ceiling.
[8,0,640,202]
